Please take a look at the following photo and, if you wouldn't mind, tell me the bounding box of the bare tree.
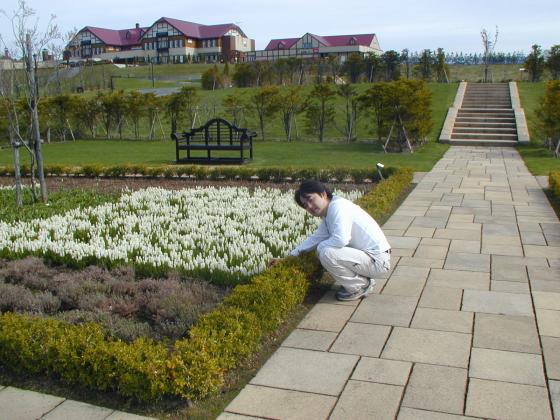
[1,0,61,204]
[481,26,498,83]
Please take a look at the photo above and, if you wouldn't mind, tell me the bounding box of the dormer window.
[349,37,357,45]
[278,41,285,50]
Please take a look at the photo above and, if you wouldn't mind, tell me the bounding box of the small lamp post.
[376,162,385,180]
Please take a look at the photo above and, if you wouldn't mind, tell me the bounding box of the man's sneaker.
[365,278,376,296]
[336,284,369,301]
[335,287,352,300]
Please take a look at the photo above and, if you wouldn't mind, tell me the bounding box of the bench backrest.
[187,118,249,145]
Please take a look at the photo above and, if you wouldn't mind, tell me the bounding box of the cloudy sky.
[1,0,558,54]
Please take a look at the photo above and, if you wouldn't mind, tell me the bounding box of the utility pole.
[151,58,155,88]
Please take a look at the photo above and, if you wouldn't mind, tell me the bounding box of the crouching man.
[277,180,391,301]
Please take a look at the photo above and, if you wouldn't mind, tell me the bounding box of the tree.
[178,86,200,129]
[416,50,434,81]
[125,91,147,139]
[525,44,545,82]
[336,84,359,142]
[481,27,498,83]
[364,53,382,83]
[381,50,400,81]
[359,82,391,141]
[546,45,560,80]
[0,0,61,204]
[434,48,450,83]
[72,94,101,138]
[535,80,560,156]
[201,65,223,90]
[232,63,256,87]
[305,83,336,142]
[250,86,280,140]
[343,53,364,83]
[279,87,305,142]
[401,49,412,79]
[223,93,247,127]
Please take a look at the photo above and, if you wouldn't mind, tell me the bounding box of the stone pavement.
[0,386,157,420]
[220,146,560,420]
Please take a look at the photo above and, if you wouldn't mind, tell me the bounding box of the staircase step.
[458,108,514,114]
[456,117,516,123]
[450,132,518,140]
[453,127,517,135]
[446,138,519,147]
[454,121,517,128]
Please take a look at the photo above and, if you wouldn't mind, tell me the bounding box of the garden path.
[220,146,560,420]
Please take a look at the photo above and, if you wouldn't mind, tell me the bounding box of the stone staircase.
[440,82,529,147]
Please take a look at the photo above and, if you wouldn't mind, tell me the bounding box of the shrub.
[550,170,560,199]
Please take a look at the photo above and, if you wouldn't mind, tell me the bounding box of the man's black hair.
[294,180,333,208]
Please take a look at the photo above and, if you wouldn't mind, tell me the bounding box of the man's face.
[300,192,330,218]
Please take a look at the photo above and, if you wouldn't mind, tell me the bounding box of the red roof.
[85,26,147,47]
[265,33,377,50]
[156,17,246,39]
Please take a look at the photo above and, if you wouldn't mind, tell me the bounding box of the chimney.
[135,23,139,29]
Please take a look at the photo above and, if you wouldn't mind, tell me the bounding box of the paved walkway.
[220,146,560,420]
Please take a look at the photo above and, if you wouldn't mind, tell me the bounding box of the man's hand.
[268,258,284,268]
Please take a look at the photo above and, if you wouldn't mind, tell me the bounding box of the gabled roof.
[153,17,246,39]
[265,38,299,50]
[265,33,377,51]
[83,26,147,47]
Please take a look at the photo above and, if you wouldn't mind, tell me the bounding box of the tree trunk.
[9,127,23,207]
[26,33,48,203]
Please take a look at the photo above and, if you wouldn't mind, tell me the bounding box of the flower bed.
[0,187,360,283]
[0,168,413,401]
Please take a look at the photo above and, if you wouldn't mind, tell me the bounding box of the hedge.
[550,170,560,199]
[0,167,413,401]
[0,163,396,184]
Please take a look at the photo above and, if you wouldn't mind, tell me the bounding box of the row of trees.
[536,80,560,156]
[0,80,433,148]
[200,49,453,90]
[524,44,560,82]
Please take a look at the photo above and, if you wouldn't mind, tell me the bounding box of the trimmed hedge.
[0,168,412,401]
[0,163,393,184]
[550,170,560,199]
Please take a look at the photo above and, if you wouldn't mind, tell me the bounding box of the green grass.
[516,81,560,175]
[0,139,449,172]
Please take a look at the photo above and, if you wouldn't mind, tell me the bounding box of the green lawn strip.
[0,139,449,172]
[0,168,413,410]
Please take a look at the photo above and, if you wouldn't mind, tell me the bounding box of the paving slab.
[420,238,451,247]
[482,223,519,236]
[462,289,533,316]
[382,327,471,368]
[351,357,412,386]
[42,400,113,419]
[434,228,481,241]
[249,347,358,396]
[397,408,478,420]
[525,245,560,258]
[391,265,431,279]
[537,309,560,337]
[351,294,418,327]
[449,239,480,254]
[298,303,355,332]
[491,264,528,282]
[224,384,337,420]
[217,413,263,420]
[329,380,403,420]
[482,243,524,256]
[411,217,448,229]
[493,254,549,268]
[532,279,560,293]
[414,245,449,259]
[402,363,467,414]
[521,230,547,245]
[0,387,64,420]
[411,307,473,334]
[397,257,444,268]
[281,328,337,351]
[405,226,435,237]
[427,269,489,290]
[542,337,560,380]
[550,380,560,420]
[491,280,530,294]
[105,412,158,420]
[528,266,560,282]
[382,275,426,297]
[444,252,490,272]
[330,322,391,357]
[466,378,552,420]
[419,286,463,310]
[469,347,546,386]
[386,236,421,249]
[533,291,560,310]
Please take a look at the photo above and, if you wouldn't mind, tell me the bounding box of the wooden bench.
[172,118,256,164]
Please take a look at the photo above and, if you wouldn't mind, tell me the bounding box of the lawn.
[0,139,449,172]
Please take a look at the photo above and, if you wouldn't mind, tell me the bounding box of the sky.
[1,0,558,55]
